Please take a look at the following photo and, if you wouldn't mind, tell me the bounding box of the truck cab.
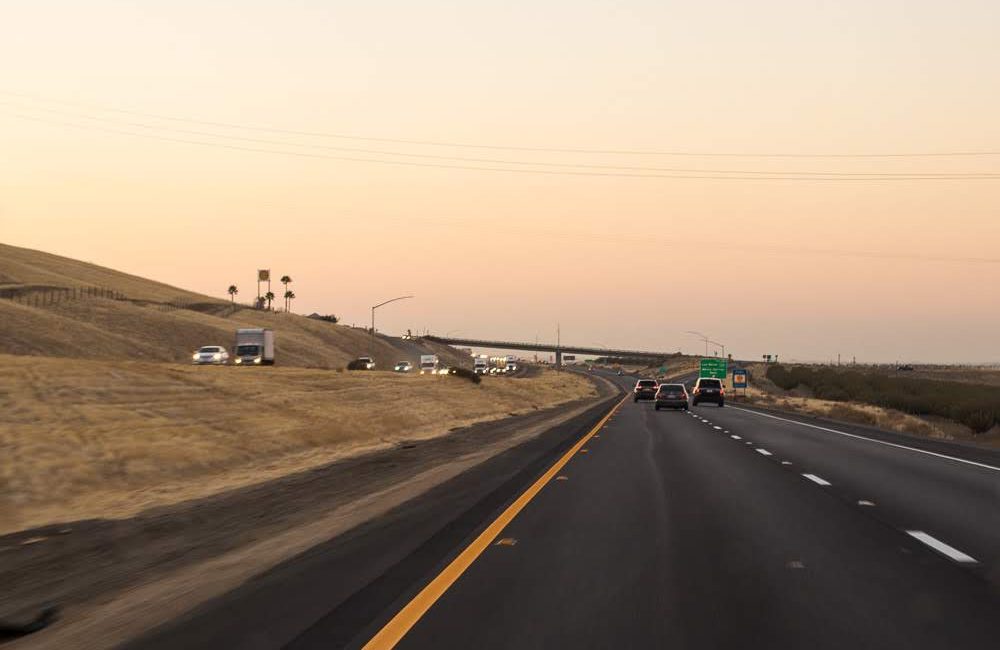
[233,328,275,365]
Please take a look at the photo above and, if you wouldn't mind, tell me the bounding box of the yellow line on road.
[361,395,627,649]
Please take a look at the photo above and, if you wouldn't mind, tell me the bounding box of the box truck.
[420,354,439,374]
[234,328,274,365]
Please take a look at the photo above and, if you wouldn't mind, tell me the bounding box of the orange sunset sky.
[3,1,999,362]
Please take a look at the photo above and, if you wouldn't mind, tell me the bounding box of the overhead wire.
[3,89,1000,158]
[4,111,1000,181]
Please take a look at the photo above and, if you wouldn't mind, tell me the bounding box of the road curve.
[128,372,1000,649]
[348,372,1000,649]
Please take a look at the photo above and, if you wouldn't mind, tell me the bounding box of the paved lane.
[364,385,1000,649]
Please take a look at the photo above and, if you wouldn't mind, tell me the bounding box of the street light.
[371,295,414,358]
[708,339,726,359]
[685,330,710,356]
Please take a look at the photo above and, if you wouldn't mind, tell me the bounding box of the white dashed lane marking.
[802,473,831,486]
[730,435,742,440]
[906,531,978,564]
[713,426,722,430]
[756,449,772,456]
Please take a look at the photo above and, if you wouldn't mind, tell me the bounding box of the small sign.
[732,368,748,388]
[700,358,727,379]
[258,269,270,282]
[563,355,576,361]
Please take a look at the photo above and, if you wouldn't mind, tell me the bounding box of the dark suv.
[633,379,658,402]
[691,377,725,407]
[654,384,689,410]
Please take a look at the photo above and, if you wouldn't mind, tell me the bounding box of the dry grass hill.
[0,242,465,368]
[0,242,600,534]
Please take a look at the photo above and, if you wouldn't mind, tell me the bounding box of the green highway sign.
[700,358,728,379]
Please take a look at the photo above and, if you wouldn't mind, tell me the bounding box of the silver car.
[192,345,229,365]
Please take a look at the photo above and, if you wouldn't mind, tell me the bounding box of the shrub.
[766,364,1000,435]
[448,367,481,384]
[963,410,995,434]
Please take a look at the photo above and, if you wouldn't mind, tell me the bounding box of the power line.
[382,215,1000,265]
[3,100,997,177]
[3,89,1000,158]
[5,111,1000,182]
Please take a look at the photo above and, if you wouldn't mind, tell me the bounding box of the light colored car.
[357,356,376,370]
[394,360,413,372]
[192,345,229,365]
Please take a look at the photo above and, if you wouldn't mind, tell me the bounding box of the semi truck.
[473,356,489,375]
[234,328,274,365]
[420,354,440,374]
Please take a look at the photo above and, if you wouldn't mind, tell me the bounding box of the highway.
[129,371,1000,649]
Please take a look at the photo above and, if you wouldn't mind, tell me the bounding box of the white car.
[192,345,229,365]
[357,356,376,370]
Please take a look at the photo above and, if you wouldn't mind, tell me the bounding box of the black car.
[691,377,725,407]
[654,383,689,410]
[633,379,658,402]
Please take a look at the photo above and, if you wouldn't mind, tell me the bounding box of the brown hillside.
[0,242,466,368]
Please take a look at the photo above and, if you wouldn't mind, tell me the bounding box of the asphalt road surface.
[131,371,1000,649]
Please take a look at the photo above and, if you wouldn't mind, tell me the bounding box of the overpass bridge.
[422,335,678,368]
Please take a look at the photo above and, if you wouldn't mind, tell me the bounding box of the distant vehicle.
[419,355,439,375]
[897,364,915,371]
[505,359,518,373]
[233,328,274,365]
[474,356,489,375]
[633,379,658,402]
[654,384,689,411]
[357,356,376,370]
[394,360,413,372]
[691,377,725,407]
[192,345,229,365]
[616,369,623,376]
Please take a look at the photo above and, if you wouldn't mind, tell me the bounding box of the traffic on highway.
[5,2,1000,648]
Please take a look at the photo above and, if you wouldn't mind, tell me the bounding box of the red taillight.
[720,388,725,395]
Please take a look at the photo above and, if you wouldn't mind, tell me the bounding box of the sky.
[2,0,999,363]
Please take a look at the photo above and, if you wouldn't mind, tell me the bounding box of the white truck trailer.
[420,354,440,374]
[234,328,275,365]
[473,355,489,375]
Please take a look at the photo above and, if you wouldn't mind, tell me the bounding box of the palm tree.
[227,285,238,302]
[284,290,295,313]
[264,291,275,311]
[280,275,292,311]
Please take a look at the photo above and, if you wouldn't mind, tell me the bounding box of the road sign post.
[700,358,728,381]
[732,368,748,397]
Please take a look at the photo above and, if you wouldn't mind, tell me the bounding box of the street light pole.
[685,330,710,356]
[370,295,414,359]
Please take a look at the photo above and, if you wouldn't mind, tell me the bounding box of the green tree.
[284,289,295,313]
[227,284,238,302]
[264,291,275,311]
[280,275,292,311]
